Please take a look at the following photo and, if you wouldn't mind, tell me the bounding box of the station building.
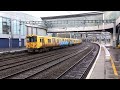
[41,12,104,38]
[0,11,47,48]
[41,11,120,46]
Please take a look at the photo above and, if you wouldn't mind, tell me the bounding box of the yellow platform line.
[110,56,118,77]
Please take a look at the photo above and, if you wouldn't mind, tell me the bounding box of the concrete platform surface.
[87,44,118,79]
[0,47,26,54]
[105,46,120,79]
[89,46,105,79]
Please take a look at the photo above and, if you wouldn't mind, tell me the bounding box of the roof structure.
[41,12,103,20]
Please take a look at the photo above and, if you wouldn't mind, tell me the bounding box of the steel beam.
[117,24,120,45]
[21,19,116,28]
[19,21,22,47]
[113,22,116,48]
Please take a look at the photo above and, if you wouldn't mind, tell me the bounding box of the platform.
[86,44,119,79]
[0,47,27,54]
[106,46,120,79]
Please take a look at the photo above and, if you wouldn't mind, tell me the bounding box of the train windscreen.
[26,36,37,42]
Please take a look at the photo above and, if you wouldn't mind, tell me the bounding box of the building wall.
[37,28,47,36]
[27,26,47,36]
[0,38,9,48]
[0,12,47,48]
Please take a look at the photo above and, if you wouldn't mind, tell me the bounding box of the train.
[26,35,82,53]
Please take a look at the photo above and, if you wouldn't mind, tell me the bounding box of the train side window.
[48,39,51,43]
[52,38,55,43]
[40,39,42,42]
[58,39,59,43]
[42,39,44,43]
[55,39,56,43]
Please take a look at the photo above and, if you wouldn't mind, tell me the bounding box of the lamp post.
[9,19,12,50]
[102,12,104,31]
[19,20,22,48]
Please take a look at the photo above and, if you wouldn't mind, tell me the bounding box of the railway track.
[57,43,99,79]
[0,43,90,79]
[0,46,85,71]
[0,43,99,79]
[27,43,99,79]
[0,43,87,68]
[0,53,29,61]
[0,42,86,62]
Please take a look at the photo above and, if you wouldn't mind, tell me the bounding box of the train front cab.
[26,35,38,52]
[26,35,46,53]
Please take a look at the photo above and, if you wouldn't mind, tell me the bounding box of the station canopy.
[40,11,120,28]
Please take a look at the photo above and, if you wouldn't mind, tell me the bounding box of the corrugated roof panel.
[0,11,42,21]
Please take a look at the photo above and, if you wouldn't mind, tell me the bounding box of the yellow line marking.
[110,56,118,76]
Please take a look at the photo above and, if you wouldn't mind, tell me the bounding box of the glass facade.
[2,17,11,34]
[21,22,24,35]
[104,11,120,20]
[0,16,27,35]
[0,11,45,48]
[12,20,17,35]
[0,17,2,34]
[16,21,19,35]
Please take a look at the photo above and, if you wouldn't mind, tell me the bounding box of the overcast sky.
[20,11,99,18]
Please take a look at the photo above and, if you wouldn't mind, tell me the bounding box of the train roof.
[26,35,80,40]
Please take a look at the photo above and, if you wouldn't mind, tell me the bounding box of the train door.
[41,37,45,48]
[52,38,55,46]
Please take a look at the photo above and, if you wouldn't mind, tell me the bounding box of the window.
[24,23,26,35]
[26,36,37,42]
[21,22,24,35]
[48,39,51,43]
[52,38,55,43]
[57,39,59,43]
[33,28,37,35]
[2,18,6,22]
[0,17,2,34]
[12,20,17,35]
[16,21,19,35]
[40,39,42,42]
[42,39,44,43]
[2,17,11,34]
